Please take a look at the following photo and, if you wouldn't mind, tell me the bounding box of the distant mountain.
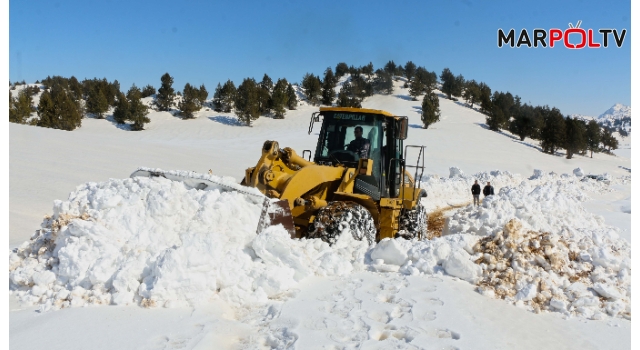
[597,103,631,135]
[567,104,630,136]
[567,113,594,123]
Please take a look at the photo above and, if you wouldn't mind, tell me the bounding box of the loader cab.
[310,107,409,199]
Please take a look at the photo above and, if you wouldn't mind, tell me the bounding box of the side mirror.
[396,117,408,140]
[309,112,321,135]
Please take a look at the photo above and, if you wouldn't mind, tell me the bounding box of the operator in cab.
[347,126,371,159]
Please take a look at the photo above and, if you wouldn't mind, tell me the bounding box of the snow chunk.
[442,250,481,282]
[370,238,409,266]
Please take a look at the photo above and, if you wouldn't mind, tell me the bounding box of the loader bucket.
[256,199,296,238]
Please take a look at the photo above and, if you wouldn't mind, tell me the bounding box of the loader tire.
[308,201,375,246]
[397,203,427,240]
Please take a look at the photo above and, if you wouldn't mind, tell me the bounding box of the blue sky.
[9,0,630,116]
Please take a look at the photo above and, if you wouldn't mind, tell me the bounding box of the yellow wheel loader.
[132,107,427,245]
[242,107,427,244]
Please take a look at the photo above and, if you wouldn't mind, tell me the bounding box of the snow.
[9,167,630,321]
[9,79,631,349]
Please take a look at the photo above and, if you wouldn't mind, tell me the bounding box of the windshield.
[315,112,383,180]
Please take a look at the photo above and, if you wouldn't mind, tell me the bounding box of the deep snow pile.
[388,169,630,319]
[473,219,630,319]
[8,168,630,320]
[9,170,369,311]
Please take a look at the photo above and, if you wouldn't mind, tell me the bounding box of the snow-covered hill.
[9,79,631,349]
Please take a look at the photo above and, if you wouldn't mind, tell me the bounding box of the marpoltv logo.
[498,21,627,49]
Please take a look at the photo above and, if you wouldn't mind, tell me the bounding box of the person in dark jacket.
[483,182,495,197]
[346,126,371,159]
[471,180,481,206]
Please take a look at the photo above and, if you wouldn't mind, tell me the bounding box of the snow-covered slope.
[9,79,631,349]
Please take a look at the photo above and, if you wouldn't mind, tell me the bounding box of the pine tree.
[335,63,348,78]
[362,62,374,79]
[336,82,362,108]
[462,80,480,108]
[235,78,260,126]
[540,107,565,154]
[36,91,54,128]
[213,83,224,111]
[86,87,109,119]
[478,82,492,114]
[55,88,83,130]
[529,106,546,140]
[412,67,437,94]
[585,120,601,158]
[384,60,397,77]
[509,104,537,141]
[11,90,34,123]
[409,76,425,101]
[564,117,586,159]
[439,68,456,99]
[404,61,416,83]
[258,74,273,115]
[301,73,322,105]
[486,108,504,131]
[349,73,373,102]
[129,87,150,131]
[601,128,619,152]
[453,75,465,98]
[373,69,393,95]
[271,78,289,119]
[321,67,336,105]
[108,80,120,106]
[198,84,208,106]
[156,73,175,111]
[113,92,130,124]
[141,85,156,98]
[286,83,298,110]
[396,64,405,79]
[126,84,142,100]
[220,80,237,113]
[178,83,201,119]
[421,90,441,128]
[37,86,83,130]
[9,92,19,123]
[486,91,514,131]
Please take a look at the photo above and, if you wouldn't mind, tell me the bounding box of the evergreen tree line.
[10,63,623,152]
[8,75,151,131]
[423,66,620,158]
[298,60,442,129]
[210,74,298,125]
[154,72,300,125]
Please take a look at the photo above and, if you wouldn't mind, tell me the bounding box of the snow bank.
[8,171,369,311]
[8,168,630,320]
[473,219,630,319]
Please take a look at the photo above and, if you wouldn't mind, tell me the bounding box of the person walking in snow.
[471,180,481,206]
[483,182,495,197]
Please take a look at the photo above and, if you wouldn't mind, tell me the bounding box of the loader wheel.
[308,201,375,246]
[397,203,427,240]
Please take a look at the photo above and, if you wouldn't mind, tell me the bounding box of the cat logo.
[334,114,366,121]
